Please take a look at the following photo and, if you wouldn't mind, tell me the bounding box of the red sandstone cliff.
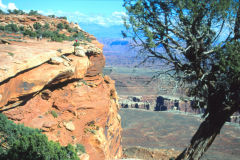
[0,16,122,160]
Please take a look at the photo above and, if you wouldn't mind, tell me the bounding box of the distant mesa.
[110,40,129,46]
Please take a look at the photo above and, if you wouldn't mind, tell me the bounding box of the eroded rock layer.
[0,37,122,160]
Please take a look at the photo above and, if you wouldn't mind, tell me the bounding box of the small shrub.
[0,113,79,160]
[43,23,50,30]
[57,49,62,53]
[8,52,14,57]
[64,24,70,30]
[48,15,55,18]
[23,29,37,37]
[8,9,26,15]
[76,144,86,154]
[50,110,58,118]
[28,10,40,16]
[33,22,42,30]
[19,26,24,32]
[0,25,4,31]
[4,24,19,33]
[42,30,53,38]
[57,23,64,30]
[59,16,67,20]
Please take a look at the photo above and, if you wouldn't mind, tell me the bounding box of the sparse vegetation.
[43,23,50,30]
[76,144,86,154]
[58,16,67,20]
[4,23,19,33]
[23,29,37,37]
[28,10,40,16]
[7,9,26,15]
[0,113,80,160]
[33,22,42,30]
[0,14,90,42]
[57,49,62,53]
[48,15,56,18]
[57,23,64,30]
[7,52,14,57]
[50,110,58,118]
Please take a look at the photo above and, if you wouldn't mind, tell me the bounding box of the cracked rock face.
[0,35,122,160]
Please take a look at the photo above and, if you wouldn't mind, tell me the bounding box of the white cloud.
[112,11,127,18]
[8,3,17,10]
[0,0,7,9]
[21,9,126,27]
[0,0,18,10]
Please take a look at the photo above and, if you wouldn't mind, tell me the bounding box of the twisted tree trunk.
[176,107,237,160]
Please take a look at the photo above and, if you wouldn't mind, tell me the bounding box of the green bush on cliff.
[33,22,42,30]
[8,9,26,15]
[0,113,80,160]
[0,21,90,42]
[43,23,50,30]
[28,10,40,16]
[4,23,19,33]
[57,23,64,30]
[23,29,37,37]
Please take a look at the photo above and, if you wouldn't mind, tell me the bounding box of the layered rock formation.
[0,30,122,159]
[119,95,240,124]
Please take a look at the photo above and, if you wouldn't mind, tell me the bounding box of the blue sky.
[0,0,126,26]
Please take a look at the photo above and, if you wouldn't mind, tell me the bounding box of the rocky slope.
[0,14,80,34]
[0,16,122,160]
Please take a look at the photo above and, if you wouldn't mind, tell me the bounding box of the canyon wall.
[0,32,122,159]
[119,95,240,124]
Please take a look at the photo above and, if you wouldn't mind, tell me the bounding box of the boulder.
[64,121,75,131]
[50,57,64,65]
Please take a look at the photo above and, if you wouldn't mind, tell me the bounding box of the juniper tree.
[123,0,240,159]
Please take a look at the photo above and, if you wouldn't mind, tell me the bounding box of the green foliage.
[73,40,80,46]
[8,9,26,15]
[43,23,50,30]
[4,23,19,33]
[50,31,67,42]
[76,144,86,154]
[59,16,67,20]
[33,22,42,30]
[0,113,79,160]
[0,21,88,42]
[48,15,56,18]
[8,52,14,57]
[0,9,6,14]
[50,110,58,118]
[19,26,25,32]
[57,23,64,30]
[23,29,37,37]
[0,25,4,31]
[123,0,240,112]
[73,32,91,42]
[28,10,40,16]
[64,24,70,30]
[123,0,240,158]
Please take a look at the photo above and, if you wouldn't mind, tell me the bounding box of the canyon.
[0,13,239,160]
[103,66,240,124]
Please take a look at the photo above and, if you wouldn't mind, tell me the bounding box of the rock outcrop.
[0,30,122,159]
